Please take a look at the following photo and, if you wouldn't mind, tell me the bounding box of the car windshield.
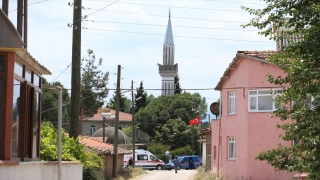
[178,157,183,161]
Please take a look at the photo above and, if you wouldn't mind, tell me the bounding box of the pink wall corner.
[216,57,294,179]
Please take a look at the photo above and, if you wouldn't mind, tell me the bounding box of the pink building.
[212,51,294,180]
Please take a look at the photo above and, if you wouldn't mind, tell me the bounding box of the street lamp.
[131,80,142,168]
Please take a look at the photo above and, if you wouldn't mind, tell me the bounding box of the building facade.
[212,51,294,179]
[158,12,178,95]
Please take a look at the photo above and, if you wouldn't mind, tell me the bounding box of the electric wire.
[53,63,72,82]
[85,19,258,31]
[85,9,248,23]
[85,1,249,12]
[84,0,264,5]
[9,0,49,12]
[83,27,273,43]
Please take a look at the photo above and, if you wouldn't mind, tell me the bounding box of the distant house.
[81,108,150,150]
[212,51,294,179]
[79,136,131,179]
[199,127,212,170]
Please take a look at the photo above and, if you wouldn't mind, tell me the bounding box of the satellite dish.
[210,102,219,116]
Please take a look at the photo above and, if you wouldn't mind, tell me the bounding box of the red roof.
[79,136,131,155]
[83,107,132,122]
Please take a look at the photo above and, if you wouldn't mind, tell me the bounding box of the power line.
[9,0,49,12]
[85,9,248,23]
[83,27,273,43]
[85,1,250,12]
[85,19,258,31]
[84,0,265,5]
[53,63,72,82]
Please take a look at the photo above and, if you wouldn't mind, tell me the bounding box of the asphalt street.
[132,169,197,180]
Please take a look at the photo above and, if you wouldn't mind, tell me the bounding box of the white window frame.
[229,92,236,114]
[248,89,281,112]
[228,137,236,160]
[90,125,96,135]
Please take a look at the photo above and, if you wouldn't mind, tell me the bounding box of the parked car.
[166,156,201,170]
[124,150,165,170]
[178,156,201,170]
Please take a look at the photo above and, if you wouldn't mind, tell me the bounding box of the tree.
[41,78,71,131]
[81,49,109,118]
[148,143,171,162]
[146,94,155,105]
[107,91,130,113]
[154,118,199,152]
[242,1,320,178]
[135,81,147,113]
[135,92,206,154]
[174,74,182,95]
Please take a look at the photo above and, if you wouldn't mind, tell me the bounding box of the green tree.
[107,91,130,112]
[174,74,182,95]
[135,92,206,155]
[135,81,147,113]
[148,143,170,162]
[81,49,109,118]
[146,94,155,105]
[242,1,320,178]
[41,78,71,131]
[154,118,199,153]
[171,146,192,157]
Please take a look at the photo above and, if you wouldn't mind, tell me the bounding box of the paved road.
[132,169,197,180]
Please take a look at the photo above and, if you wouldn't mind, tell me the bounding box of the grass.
[109,166,146,180]
[194,166,225,180]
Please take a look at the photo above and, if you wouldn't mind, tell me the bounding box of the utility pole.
[70,0,82,138]
[112,65,121,178]
[131,80,136,168]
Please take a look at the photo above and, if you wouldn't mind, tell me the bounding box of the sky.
[4,0,275,116]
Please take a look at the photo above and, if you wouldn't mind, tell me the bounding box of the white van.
[124,149,165,170]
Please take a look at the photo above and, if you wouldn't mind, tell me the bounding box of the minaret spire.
[158,10,178,95]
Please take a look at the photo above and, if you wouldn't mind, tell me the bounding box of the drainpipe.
[42,84,62,180]
[217,90,222,175]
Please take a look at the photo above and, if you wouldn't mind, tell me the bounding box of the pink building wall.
[212,57,293,180]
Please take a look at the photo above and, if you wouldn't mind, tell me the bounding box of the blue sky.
[5,0,274,115]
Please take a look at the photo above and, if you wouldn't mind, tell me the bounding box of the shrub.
[148,143,170,162]
[194,166,225,180]
[109,166,145,180]
[40,122,103,180]
[171,146,192,156]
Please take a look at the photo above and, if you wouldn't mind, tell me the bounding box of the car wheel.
[156,165,162,170]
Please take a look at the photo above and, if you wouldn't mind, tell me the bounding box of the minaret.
[158,10,178,95]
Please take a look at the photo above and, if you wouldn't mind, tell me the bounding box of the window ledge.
[227,158,236,161]
[248,110,274,113]
[228,113,236,116]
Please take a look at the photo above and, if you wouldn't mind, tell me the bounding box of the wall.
[103,154,125,179]
[217,58,293,179]
[0,161,82,180]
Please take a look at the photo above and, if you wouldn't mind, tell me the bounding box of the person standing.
[173,157,179,173]
[127,157,133,167]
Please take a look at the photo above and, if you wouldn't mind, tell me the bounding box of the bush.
[148,143,170,162]
[194,166,225,180]
[171,146,192,156]
[109,166,145,180]
[40,122,103,180]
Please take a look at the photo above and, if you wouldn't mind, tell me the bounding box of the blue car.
[178,156,201,170]
[166,156,202,170]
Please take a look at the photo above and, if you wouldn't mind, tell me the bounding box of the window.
[136,129,141,139]
[25,69,32,82]
[228,137,236,160]
[14,62,23,77]
[90,125,96,135]
[0,55,4,72]
[137,155,148,160]
[248,89,281,112]
[214,146,217,160]
[12,80,21,158]
[150,155,158,161]
[0,77,3,156]
[229,92,236,114]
